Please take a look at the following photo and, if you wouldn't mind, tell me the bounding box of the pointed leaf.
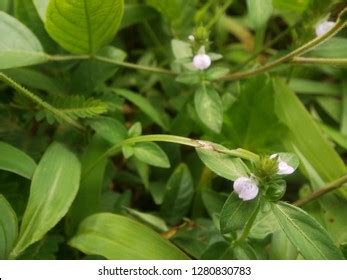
[0,195,18,259]
[0,11,48,69]
[133,142,170,168]
[271,202,344,260]
[0,141,37,179]
[11,143,81,258]
[69,213,189,260]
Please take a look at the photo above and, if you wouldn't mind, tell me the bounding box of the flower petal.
[193,54,211,70]
[315,21,335,37]
[277,161,295,175]
[233,177,259,201]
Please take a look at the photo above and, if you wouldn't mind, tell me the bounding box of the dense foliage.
[0,0,347,260]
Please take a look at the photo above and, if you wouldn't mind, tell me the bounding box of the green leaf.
[113,88,169,130]
[0,141,37,179]
[146,0,180,21]
[273,0,309,13]
[194,85,223,133]
[0,0,10,12]
[308,38,347,58]
[45,0,124,54]
[0,195,18,259]
[273,78,346,190]
[0,11,48,69]
[69,213,189,260]
[11,143,81,258]
[33,0,49,19]
[133,142,170,168]
[271,230,298,260]
[223,76,287,153]
[196,145,249,181]
[271,202,344,260]
[247,0,273,29]
[220,192,260,234]
[88,117,127,145]
[289,78,340,97]
[66,136,109,235]
[126,208,168,232]
[161,164,194,224]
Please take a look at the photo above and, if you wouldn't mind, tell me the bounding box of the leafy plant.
[0,0,347,260]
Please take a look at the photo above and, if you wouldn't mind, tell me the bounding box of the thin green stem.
[292,57,347,65]
[0,72,83,130]
[294,174,347,207]
[222,20,346,81]
[83,134,259,177]
[94,56,177,76]
[236,200,261,244]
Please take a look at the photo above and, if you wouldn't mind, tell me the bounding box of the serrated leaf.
[194,85,223,133]
[0,195,18,259]
[45,0,124,54]
[69,213,189,259]
[0,11,48,69]
[10,143,81,258]
[271,202,344,260]
[0,141,37,179]
[220,192,260,234]
[133,142,170,168]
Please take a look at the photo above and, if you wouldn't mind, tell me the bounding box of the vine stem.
[221,19,346,81]
[82,134,259,177]
[294,174,347,207]
[292,57,347,65]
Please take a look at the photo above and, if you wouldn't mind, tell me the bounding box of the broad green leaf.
[88,117,127,145]
[0,11,48,69]
[0,195,18,259]
[194,85,223,133]
[289,78,340,96]
[249,208,279,239]
[133,142,170,168]
[146,0,180,21]
[308,38,347,58]
[223,76,287,153]
[113,88,169,130]
[161,164,194,224]
[271,202,344,260]
[171,39,193,60]
[0,141,37,179]
[0,0,10,12]
[201,189,228,218]
[273,78,346,191]
[196,145,249,181]
[220,192,260,234]
[11,143,81,258]
[66,136,109,235]
[247,0,273,29]
[45,0,124,54]
[69,213,189,260]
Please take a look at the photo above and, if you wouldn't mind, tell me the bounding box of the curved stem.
[292,57,347,65]
[294,174,347,207]
[83,134,259,177]
[221,20,346,81]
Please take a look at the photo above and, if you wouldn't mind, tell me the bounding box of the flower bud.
[233,177,259,201]
[193,54,211,70]
[315,21,335,37]
[264,179,286,201]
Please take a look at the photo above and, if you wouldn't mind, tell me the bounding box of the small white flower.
[193,54,211,70]
[270,154,295,175]
[315,21,335,37]
[233,177,259,201]
[188,35,195,41]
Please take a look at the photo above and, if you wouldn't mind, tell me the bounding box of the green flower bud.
[264,179,287,201]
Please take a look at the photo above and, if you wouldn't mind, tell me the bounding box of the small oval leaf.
[133,142,170,168]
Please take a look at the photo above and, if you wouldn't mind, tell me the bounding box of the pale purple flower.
[233,177,259,201]
[193,54,211,70]
[315,21,335,37]
[188,35,195,41]
[270,154,295,175]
